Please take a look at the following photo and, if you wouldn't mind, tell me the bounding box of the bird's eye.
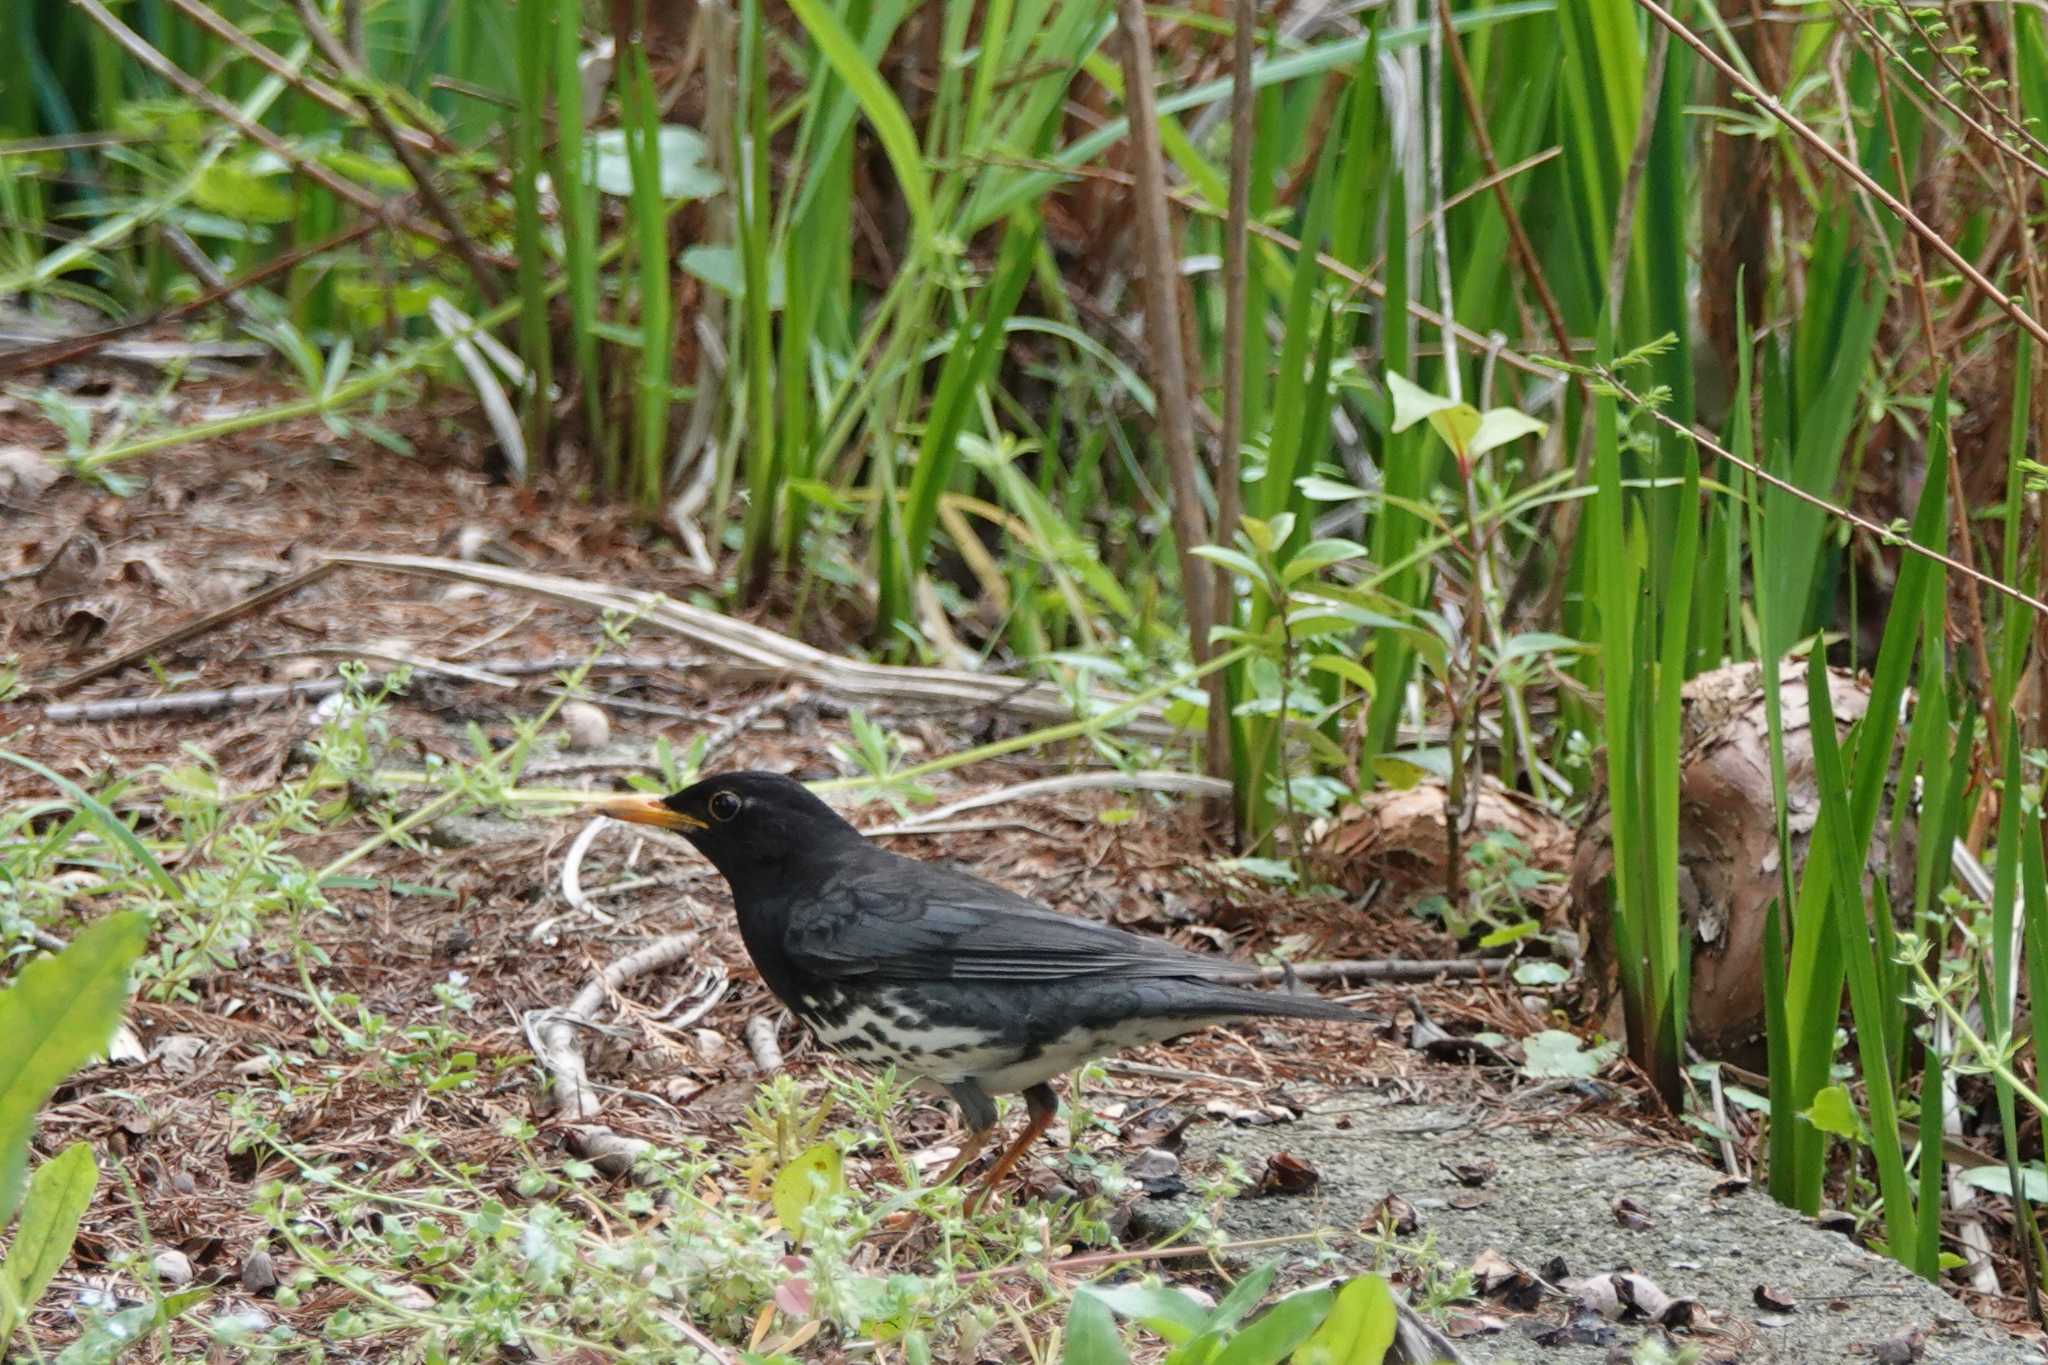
[708,790,743,822]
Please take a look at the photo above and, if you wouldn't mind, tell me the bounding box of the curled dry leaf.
[1470,1248,1544,1311]
[1753,1283,1796,1313]
[1612,1195,1654,1230]
[0,444,59,498]
[1442,1309,1505,1338]
[1567,1273,1621,1319]
[33,531,105,595]
[1202,1097,1301,1126]
[240,1248,278,1294]
[773,1274,813,1317]
[104,1023,148,1065]
[1530,1309,1614,1348]
[1126,1147,1179,1181]
[1568,1271,1705,1329]
[1861,1328,1927,1363]
[1127,1146,1184,1198]
[1815,1210,1858,1237]
[1251,1151,1319,1196]
[1440,1157,1497,1188]
[150,1249,193,1286]
[1370,1192,1419,1235]
[153,1034,207,1074]
[1318,775,1572,910]
[1573,661,1914,1063]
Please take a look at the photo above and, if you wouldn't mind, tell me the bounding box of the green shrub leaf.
[770,1142,844,1240]
[1290,1274,1398,1364]
[1064,1290,1132,1365]
[1801,1085,1867,1142]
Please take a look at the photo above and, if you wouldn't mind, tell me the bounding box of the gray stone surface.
[1142,1090,2040,1364]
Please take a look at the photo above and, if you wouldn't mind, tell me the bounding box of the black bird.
[598,770,1356,1208]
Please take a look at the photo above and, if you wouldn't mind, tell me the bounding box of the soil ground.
[1159,1097,2042,1363]
[3,393,2042,1360]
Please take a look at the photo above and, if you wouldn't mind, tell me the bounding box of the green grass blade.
[782,0,933,241]
[1805,653,1918,1268]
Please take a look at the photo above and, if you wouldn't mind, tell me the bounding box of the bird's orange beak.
[594,794,707,831]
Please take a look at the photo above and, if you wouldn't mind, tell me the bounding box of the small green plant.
[1356,1222,1474,1316]
[831,709,936,815]
[1415,829,1560,951]
[1197,511,1382,860]
[1064,1261,1404,1365]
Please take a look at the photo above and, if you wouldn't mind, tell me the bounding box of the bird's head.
[595,770,864,883]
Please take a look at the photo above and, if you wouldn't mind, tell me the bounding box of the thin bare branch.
[1113,0,1216,672]
[289,0,505,302]
[1634,0,2048,350]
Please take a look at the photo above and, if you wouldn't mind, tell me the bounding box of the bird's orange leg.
[932,1125,993,1188]
[965,1084,1060,1214]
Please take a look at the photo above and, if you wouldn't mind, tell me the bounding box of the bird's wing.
[783,859,1257,984]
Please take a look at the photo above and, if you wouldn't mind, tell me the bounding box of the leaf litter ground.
[3,410,2040,1361]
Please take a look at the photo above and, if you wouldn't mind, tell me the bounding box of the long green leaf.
[0,751,177,900]
[0,1141,99,1344]
[0,912,149,1227]
[783,0,934,240]
[1805,655,1916,1268]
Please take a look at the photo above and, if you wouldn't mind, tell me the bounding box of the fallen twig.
[1257,958,1491,985]
[745,1015,784,1074]
[1104,1058,1263,1091]
[699,684,804,764]
[289,0,505,303]
[863,818,1059,839]
[39,563,337,696]
[525,932,706,1175]
[881,771,1231,828]
[0,222,378,379]
[37,677,347,724]
[556,817,618,926]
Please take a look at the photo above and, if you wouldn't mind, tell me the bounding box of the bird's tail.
[1180,981,1361,1023]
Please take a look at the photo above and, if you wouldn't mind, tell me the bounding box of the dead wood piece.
[318,552,1177,736]
[526,933,709,1174]
[1572,660,1915,1062]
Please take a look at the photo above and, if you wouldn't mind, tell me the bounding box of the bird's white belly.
[801,989,1211,1095]
[809,999,1019,1078]
[970,1014,1211,1092]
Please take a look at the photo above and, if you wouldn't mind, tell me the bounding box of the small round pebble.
[559,701,610,751]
